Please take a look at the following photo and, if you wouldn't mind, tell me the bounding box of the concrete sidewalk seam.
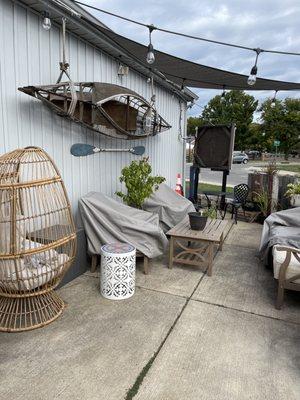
[125,268,207,399]
[135,285,189,300]
[191,298,300,326]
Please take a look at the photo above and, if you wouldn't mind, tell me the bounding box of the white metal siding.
[0,0,186,226]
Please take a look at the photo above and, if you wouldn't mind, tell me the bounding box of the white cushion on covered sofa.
[273,245,300,283]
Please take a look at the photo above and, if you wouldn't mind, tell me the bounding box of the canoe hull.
[19,82,171,140]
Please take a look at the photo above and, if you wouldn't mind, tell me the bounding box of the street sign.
[273,140,280,147]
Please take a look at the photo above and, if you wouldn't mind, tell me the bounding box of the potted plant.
[253,190,269,223]
[253,190,279,223]
[201,206,218,220]
[188,212,207,231]
[188,206,217,231]
[116,157,165,209]
[285,182,300,207]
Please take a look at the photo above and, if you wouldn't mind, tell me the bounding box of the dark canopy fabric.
[89,22,300,91]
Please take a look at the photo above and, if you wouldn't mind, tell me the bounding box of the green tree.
[200,90,258,150]
[259,98,300,159]
[247,123,273,152]
[187,116,205,136]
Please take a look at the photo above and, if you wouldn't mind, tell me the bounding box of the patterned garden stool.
[100,243,136,300]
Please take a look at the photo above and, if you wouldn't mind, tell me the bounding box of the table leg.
[207,243,213,276]
[219,233,224,251]
[169,237,174,269]
[91,255,98,272]
[143,256,149,275]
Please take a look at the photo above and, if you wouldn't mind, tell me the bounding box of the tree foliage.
[259,98,300,158]
[187,92,300,155]
[200,90,258,150]
[247,123,273,152]
[187,116,205,136]
[116,158,165,209]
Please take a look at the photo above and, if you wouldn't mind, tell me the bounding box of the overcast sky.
[82,0,299,116]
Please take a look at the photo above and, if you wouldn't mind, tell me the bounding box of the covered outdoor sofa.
[79,192,168,274]
[259,207,300,309]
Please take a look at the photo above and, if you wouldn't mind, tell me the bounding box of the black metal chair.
[223,184,250,224]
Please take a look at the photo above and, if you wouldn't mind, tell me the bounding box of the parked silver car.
[232,151,249,164]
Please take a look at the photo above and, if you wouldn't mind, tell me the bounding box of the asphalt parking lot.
[185,162,253,186]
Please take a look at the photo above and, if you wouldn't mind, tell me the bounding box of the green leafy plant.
[285,182,300,197]
[253,190,279,217]
[201,206,217,219]
[253,191,269,217]
[264,160,278,175]
[116,157,165,209]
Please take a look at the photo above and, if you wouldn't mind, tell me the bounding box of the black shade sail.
[89,23,300,91]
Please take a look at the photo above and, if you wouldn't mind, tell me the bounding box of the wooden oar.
[70,143,145,157]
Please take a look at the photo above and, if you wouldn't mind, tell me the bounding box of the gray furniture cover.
[79,192,168,259]
[143,183,196,232]
[259,207,300,262]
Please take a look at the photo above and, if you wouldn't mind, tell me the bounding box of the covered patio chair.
[79,192,168,274]
[143,183,196,232]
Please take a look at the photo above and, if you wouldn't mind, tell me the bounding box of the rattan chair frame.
[0,147,77,332]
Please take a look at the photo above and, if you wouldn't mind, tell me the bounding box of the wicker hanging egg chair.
[0,147,77,332]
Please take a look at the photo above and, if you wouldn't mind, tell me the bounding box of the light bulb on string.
[221,86,226,101]
[247,66,257,86]
[146,25,156,64]
[42,11,51,30]
[271,90,278,108]
[147,44,155,64]
[247,48,262,86]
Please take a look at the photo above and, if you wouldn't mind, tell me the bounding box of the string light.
[74,2,300,57]
[247,48,262,86]
[146,25,156,64]
[72,1,300,89]
[271,90,278,108]
[221,85,226,100]
[42,10,52,30]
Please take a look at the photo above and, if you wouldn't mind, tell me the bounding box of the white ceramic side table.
[100,243,136,300]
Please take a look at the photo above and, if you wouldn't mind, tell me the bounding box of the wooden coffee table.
[167,217,229,276]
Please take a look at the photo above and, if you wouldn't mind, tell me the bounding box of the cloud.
[81,0,300,115]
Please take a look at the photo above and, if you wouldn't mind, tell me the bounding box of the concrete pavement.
[1,221,299,400]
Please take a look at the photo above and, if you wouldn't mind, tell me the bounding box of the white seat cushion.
[273,245,300,283]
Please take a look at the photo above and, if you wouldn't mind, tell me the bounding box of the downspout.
[179,102,188,196]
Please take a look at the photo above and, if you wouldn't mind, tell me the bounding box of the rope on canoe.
[56,17,77,117]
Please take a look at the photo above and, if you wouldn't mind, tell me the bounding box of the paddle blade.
[131,146,145,156]
[70,143,96,157]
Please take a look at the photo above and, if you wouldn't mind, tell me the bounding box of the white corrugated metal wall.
[0,0,187,226]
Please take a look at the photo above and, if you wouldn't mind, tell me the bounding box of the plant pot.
[256,213,266,225]
[291,194,300,207]
[188,212,207,231]
[243,201,261,212]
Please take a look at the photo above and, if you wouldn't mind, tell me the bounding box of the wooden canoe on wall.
[18,82,172,140]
